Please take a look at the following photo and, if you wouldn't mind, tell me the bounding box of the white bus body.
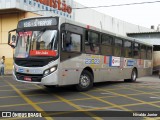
[8,16,152,91]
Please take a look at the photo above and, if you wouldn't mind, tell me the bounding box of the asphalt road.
[0,75,160,120]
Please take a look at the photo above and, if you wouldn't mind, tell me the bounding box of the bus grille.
[16,72,43,82]
[15,59,47,67]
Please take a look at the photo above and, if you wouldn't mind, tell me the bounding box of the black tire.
[76,70,93,91]
[125,69,137,82]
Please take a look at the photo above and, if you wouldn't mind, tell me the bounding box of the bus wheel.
[125,69,137,82]
[76,70,93,91]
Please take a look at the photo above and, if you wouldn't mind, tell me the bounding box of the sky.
[74,0,160,29]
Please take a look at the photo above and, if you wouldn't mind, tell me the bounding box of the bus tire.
[125,69,137,82]
[76,70,93,91]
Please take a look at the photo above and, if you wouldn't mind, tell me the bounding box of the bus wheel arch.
[83,67,94,79]
[125,67,138,82]
[76,67,94,91]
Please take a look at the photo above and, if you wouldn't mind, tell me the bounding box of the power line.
[72,1,160,9]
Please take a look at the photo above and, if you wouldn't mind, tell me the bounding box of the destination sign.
[18,18,57,28]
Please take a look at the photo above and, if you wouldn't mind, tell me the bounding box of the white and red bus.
[8,16,152,91]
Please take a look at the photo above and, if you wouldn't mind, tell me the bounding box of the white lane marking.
[150,97,160,99]
[78,105,122,111]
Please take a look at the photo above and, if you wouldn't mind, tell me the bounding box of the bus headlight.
[43,66,57,77]
[50,67,57,72]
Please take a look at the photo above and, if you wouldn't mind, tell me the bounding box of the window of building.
[124,40,132,58]
[101,34,113,55]
[85,31,100,54]
[114,38,123,57]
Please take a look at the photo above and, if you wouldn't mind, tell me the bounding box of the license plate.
[24,76,32,81]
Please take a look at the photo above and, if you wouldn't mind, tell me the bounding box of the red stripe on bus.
[104,56,107,64]
[30,50,57,56]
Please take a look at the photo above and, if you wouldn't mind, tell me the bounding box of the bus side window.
[65,32,72,51]
[62,31,81,52]
[85,31,100,54]
[147,46,152,60]
[133,43,140,59]
[140,45,147,59]
[124,40,132,58]
[114,38,123,57]
[101,34,113,56]
[62,31,71,51]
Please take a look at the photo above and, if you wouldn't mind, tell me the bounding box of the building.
[73,1,153,36]
[0,0,154,71]
[127,32,160,45]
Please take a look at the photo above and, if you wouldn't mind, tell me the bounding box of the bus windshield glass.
[14,30,58,58]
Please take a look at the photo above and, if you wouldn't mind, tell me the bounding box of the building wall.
[74,2,153,36]
[0,17,1,43]
[0,12,40,70]
[0,13,18,57]
[127,34,160,45]
[0,13,18,70]
[24,12,41,18]
[0,12,40,56]
[0,0,74,20]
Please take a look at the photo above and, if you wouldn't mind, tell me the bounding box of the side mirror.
[8,29,17,48]
[8,35,17,48]
[12,35,16,43]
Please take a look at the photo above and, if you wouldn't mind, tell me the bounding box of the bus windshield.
[14,30,58,58]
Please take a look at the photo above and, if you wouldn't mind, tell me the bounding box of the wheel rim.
[132,71,137,81]
[79,74,90,88]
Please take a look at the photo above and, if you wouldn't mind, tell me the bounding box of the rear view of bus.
[8,17,59,86]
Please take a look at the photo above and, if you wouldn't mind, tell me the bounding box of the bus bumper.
[12,70,59,85]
